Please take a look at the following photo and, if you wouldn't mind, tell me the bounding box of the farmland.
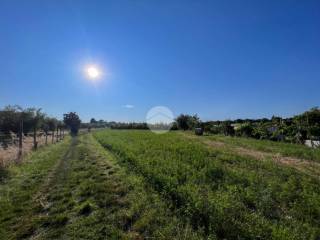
[0,133,201,239]
[2,1,320,239]
[94,130,320,239]
[1,130,319,239]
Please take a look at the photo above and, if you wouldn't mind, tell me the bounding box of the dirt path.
[183,133,320,179]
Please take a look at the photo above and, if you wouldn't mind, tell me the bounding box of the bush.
[236,123,254,137]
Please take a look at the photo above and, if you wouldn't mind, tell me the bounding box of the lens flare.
[86,66,100,79]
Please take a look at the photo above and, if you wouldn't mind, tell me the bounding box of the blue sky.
[0,0,319,122]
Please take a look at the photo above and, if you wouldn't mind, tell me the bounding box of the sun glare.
[86,66,100,79]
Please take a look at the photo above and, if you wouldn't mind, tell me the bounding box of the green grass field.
[202,134,320,162]
[1,130,319,239]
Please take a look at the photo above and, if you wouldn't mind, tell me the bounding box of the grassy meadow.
[0,129,319,239]
[202,134,320,162]
[94,130,320,239]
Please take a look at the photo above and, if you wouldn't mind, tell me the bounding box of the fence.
[0,130,65,168]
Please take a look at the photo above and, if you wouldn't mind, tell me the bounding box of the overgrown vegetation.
[0,105,65,149]
[0,134,201,239]
[94,130,320,240]
[63,112,81,136]
[201,107,320,144]
[0,138,70,238]
[203,134,320,162]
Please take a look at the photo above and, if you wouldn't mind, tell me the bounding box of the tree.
[46,118,58,143]
[30,108,45,150]
[236,123,254,137]
[170,122,178,130]
[0,105,21,134]
[252,122,271,139]
[187,114,201,130]
[90,118,97,124]
[42,119,50,145]
[57,121,65,141]
[176,114,190,131]
[175,114,201,131]
[0,105,21,148]
[221,121,235,136]
[271,116,282,125]
[63,112,81,136]
[292,107,320,141]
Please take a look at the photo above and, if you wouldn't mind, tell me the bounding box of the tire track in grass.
[14,134,201,239]
[183,133,320,179]
[28,137,77,239]
[22,136,130,239]
[78,134,202,240]
[33,137,76,211]
[93,130,320,240]
[0,139,71,239]
[10,138,75,239]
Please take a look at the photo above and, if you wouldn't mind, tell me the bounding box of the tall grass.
[94,130,320,240]
[204,134,320,162]
[0,135,202,239]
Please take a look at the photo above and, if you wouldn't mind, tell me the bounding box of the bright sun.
[86,66,100,79]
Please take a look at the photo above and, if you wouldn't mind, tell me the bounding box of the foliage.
[176,114,200,131]
[235,122,254,137]
[0,105,58,134]
[63,112,81,136]
[221,121,235,136]
[83,108,320,145]
[202,107,320,146]
[0,105,22,134]
[175,114,189,130]
[0,106,57,147]
[44,117,58,132]
[90,118,97,124]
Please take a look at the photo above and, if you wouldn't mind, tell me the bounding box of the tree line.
[0,105,81,152]
[199,107,320,144]
[5,104,316,148]
[91,108,320,144]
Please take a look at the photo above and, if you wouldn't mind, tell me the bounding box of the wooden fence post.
[18,118,23,159]
[33,127,37,150]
